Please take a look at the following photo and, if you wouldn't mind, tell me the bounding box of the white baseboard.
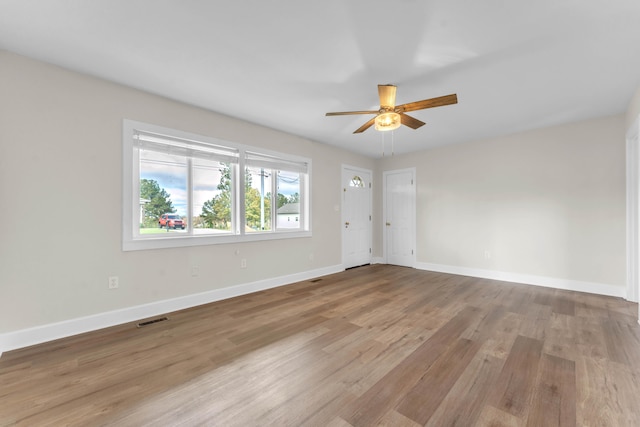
[415,262,626,298]
[0,264,344,356]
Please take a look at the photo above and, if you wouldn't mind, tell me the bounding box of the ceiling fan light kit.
[326,84,458,134]
[374,111,401,131]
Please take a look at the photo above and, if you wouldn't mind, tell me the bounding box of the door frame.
[383,167,416,266]
[626,115,640,305]
[341,164,373,268]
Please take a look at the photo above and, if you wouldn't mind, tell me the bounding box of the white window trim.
[122,120,311,251]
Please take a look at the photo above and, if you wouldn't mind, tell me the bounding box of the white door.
[384,168,415,267]
[342,166,372,268]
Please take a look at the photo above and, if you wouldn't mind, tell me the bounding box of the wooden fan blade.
[398,94,458,113]
[326,110,378,116]
[400,113,426,129]
[378,84,397,108]
[354,117,376,134]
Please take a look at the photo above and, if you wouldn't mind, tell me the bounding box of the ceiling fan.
[326,84,458,133]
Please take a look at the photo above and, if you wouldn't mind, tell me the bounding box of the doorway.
[342,165,372,269]
[384,168,416,267]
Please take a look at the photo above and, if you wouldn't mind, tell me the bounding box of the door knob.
[386,222,391,226]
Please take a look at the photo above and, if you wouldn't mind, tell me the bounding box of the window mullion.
[299,173,305,230]
[272,170,278,231]
[260,168,266,232]
[238,152,245,235]
[187,157,193,235]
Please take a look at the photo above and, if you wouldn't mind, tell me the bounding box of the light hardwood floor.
[1,265,639,426]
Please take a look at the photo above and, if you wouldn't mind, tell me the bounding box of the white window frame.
[123,120,311,251]
[245,151,307,233]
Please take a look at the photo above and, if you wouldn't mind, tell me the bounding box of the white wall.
[0,50,374,340]
[377,115,627,294]
[626,86,640,130]
[0,48,632,352]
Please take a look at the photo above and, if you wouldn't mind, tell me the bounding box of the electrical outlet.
[108,276,119,289]
[190,265,199,277]
[484,250,491,260]
[241,258,247,269]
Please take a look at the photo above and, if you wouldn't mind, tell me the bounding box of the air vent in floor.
[137,317,169,328]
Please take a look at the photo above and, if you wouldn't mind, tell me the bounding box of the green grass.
[139,227,232,235]
[139,227,184,234]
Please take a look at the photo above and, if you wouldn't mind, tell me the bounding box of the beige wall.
[378,115,626,289]
[0,50,373,333]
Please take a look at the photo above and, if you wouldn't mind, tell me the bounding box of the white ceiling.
[1,0,640,158]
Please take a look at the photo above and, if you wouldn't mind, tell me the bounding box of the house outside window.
[277,202,300,229]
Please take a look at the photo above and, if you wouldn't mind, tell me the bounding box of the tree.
[200,198,216,228]
[246,188,271,229]
[140,179,175,227]
[201,191,232,229]
[277,193,289,209]
[288,192,300,204]
[277,192,299,209]
[199,163,232,230]
[199,164,273,230]
[245,167,271,230]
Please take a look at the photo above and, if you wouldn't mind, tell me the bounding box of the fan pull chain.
[381,131,385,157]
[391,130,395,156]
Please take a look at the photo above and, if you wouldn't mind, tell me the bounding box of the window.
[350,175,364,188]
[245,151,306,232]
[123,120,311,250]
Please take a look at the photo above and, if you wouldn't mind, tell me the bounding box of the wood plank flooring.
[1,265,639,426]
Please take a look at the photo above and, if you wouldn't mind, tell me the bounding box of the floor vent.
[346,263,371,270]
[309,278,322,283]
[137,317,169,328]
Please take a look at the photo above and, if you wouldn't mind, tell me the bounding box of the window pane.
[194,160,233,233]
[245,166,272,232]
[139,149,187,234]
[276,170,301,229]
[350,175,364,188]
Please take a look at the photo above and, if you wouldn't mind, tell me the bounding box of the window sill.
[123,230,312,251]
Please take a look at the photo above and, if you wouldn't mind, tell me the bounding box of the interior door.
[384,168,415,267]
[342,166,372,268]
